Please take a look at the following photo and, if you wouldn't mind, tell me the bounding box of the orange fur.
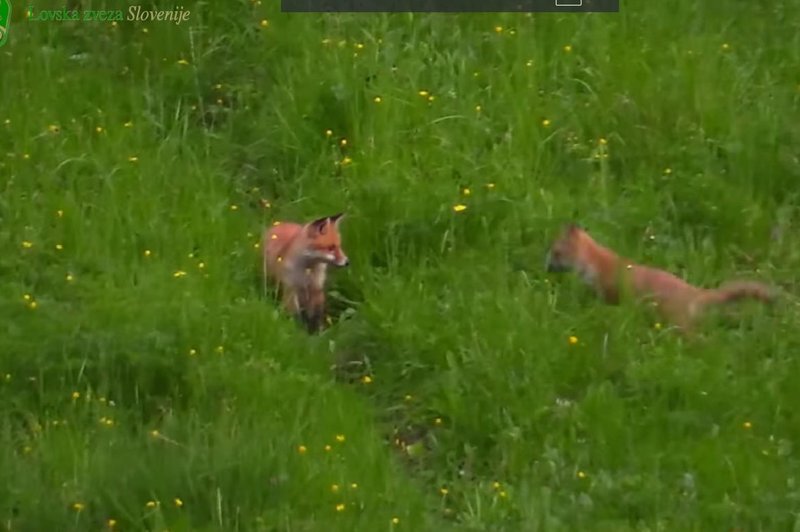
[262,213,349,333]
[545,224,775,332]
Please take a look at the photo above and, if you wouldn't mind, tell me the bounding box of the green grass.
[2,0,800,530]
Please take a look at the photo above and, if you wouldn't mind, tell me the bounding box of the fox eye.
[328,245,337,252]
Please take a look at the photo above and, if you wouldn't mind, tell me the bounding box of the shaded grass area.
[1,0,800,529]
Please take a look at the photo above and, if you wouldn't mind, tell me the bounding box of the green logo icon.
[0,0,11,47]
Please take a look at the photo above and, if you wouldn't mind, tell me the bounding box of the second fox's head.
[304,213,349,267]
[545,223,586,273]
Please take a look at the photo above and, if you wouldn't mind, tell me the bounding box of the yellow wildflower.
[568,335,579,345]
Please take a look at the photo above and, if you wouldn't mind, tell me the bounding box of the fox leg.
[303,288,326,334]
[287,283,321,334]
[282,287,301,316]
[261,235,268,298]
[297,265,329,334]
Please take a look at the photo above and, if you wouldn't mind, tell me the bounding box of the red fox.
[545,224,775,332]
[263,213,349,333]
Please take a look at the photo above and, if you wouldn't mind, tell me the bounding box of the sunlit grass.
[0,1,798,530]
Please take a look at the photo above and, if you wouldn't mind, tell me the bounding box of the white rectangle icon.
[555,0,582,6]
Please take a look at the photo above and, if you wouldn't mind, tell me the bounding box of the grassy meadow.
[3,0,800,529]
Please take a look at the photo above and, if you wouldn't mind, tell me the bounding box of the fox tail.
[700,281,776,307]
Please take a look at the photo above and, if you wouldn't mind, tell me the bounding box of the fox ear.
[329,212,345,226]
[307,216,331,236]
[567,222,584,233]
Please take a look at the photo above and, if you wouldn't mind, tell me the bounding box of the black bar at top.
[281,0,619,13]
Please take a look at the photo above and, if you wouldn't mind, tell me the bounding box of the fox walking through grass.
[545,224,776,333]
[263,213,349,333]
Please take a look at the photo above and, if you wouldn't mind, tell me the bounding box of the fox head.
[545,223,585,273]
[304,213,349,267]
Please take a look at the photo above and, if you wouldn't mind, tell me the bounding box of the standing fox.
[263,213,349,333]
[545,224,776,333]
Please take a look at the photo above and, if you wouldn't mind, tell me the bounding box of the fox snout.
[322,249,349,267]
[545,251,571,273]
